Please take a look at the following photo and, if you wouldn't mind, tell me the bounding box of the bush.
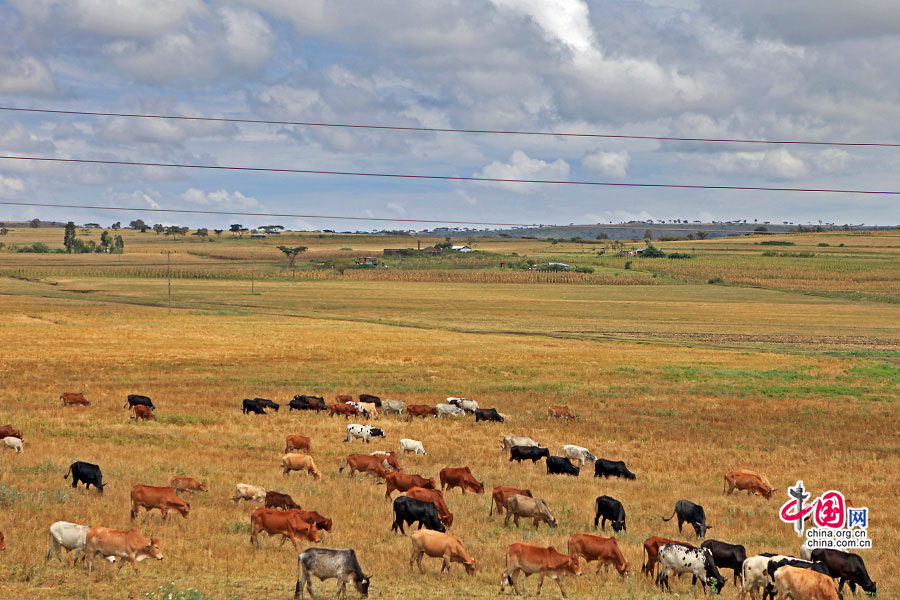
[667,253,693,259]
[573,266,594,273]
[759,240,795,246]
[624,261,632,270]
[817,243,830,247]
[16,242,54,253]
[640,244,666,258]
[708,277,724,284]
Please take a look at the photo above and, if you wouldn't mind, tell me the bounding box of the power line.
[2,154,899,196]
[1,106,897,148]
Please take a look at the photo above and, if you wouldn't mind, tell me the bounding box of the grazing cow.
[447,397,479,413]
[169,475,207,494]
[83,527,163,575]
[410,529,475,574]
[358,394,381,407]
[548,405,576,420]
[657,544,725,594]
[346,402,370,419]
[811,548,877,596]
[723,470,775,500]
[285,435,312,454]
[242,398,267,415]
[47,521,114,565]
[774,566,843,600]
[594,458,636,480]
[547,456,580,476]
[335,394,353,403]
[557,444,595,466]
[510,445,550,463]
[662,499,711,538]
[250,507,320,550]
[406,404,438,420]
[124,394,155,411]
[2,436,23,453]
[768,557,832,581]
[295,547,370,600]
[474,408,503,422]
[435,403,465,417]
[399,438,426,455]
[567,533,629,577]
[131,404,155,420]
[64,461,105,495]
[60,392,90,406]
[642,537,694,578]
[740,554,793,600]
[232,483,266,504]
[329,403,359,419]
[291,395,327,411]
[500,543,582,598]
[381,400,405,415]
[384,472,436,500]
[406,487,453,527]
[254,397,279,411]
[345,424,385,443]
[266,490,302,511]
[391,496,446,534]
[130,485,190,521]
[340,454,390,479]
[370,451,402,471]
[282,454,322,479]
[504,494,558,529]
[439,467,484,494]
[594,496,627,532]
[490,486,533,516]
[0,425,22,439]
[502,435,540,451]
[701,539,747,586]
[294,510,333,533]
[358,402,379,420]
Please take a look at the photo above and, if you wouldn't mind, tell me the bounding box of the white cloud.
[699,148,808,179]
[180,188,260,210]
[582,151,630,178]
[815,148,852,173]
[219,6,276,69]
[386,202,406,216]
[70,0,206,38]
[475,150,571,193]
[0,175,26,197]
[0,56,57,95]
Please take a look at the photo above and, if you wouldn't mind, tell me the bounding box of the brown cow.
[641,536,693,577]
[500,543,582,598]
[60,392,90,406]
[169,475,208,494]
[384,472,436,500]
[0,531,5,551]
[130,485,190,521]
[0,425,22,440]
[406,487,454,527]
[548,405,575,421]
[371,451,402,471]
[282,454,322,479]
[83,526,163,575]
[265,490,301,511]
[340,454,389,479]
[285,435,312,454]
[567,533,629,577]
[329,403,359,419]
[293,509,333,532]
[406,405,438,420]
[439,467,484,494]
[131,405,155,421]
[335,394,353,403]
[250,507,319,550]
[723,470,775,500]
[410,529,476,574]
[774,565,842,600]
[491,486,533,516]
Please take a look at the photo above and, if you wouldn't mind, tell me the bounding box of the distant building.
[451,245,472,252]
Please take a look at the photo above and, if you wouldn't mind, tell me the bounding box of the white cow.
[657,544,726,594]
[399,438,427,455]
[501,435,541,451]
[2,436,23,453]
[231,483,266,504]
[557,444,596,466]
[435,403,465,417]
[345,424,386,443]
[447,397,478,413]
[47,521,114,565]
[742,554,793,600]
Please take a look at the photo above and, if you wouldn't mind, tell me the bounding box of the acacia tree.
[276,245,308,269]
[164,225,184,240]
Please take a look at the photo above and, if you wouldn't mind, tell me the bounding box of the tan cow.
[60,392,90,406]
[282,453,322,479]
[567,533,629,577]
[169,475,208,494]
[500,543,582,598]
[548,405,575,421]
[504,494,558,529]
[359,402,379,419]
[83,526,163,575]
[490,486,533,516]
[285,435,312,454]
[340,454,389,479]
[384,472,436,500]
[409,529,476,574]
[130,485,190,521]
[724,470,775,499]
[232,483,266,504]
[774,565,842,600]
[250,507,319,551]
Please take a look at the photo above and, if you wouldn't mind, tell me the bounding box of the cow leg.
[553,576,568,599]
[677,517,684,532]
[504,512,511,527]
[161,507,168,521]
[441,555,451,573]
[533,517,540,528]
[537,574,545,595]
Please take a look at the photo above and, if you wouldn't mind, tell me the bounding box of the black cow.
[358,394,381,407]
[64,461,106,495]
[254,397,280,412]
[124,394,155,411]
[701,540,747,585]
[594,495,626,532]
[811,548,877,596]
[391,496,446,535]
[242,398,267,415]
[593,458,636,480]
[662,499,711,538]
[546,456,580,476]
[474,408,503,423]
[509,446,550,463]
[291,395,326,411]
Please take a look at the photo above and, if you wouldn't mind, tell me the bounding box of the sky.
[1,0,900,230]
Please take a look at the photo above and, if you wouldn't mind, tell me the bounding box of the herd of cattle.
[0,392,878,600]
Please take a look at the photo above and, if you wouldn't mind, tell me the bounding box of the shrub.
[667,253,693,259]
[817,243,830,247]
[624,261,632,270]
[708,277,724,284]
[640,244,666,258]
[17,242,53,253]
[574,266,594,273]
[759,240,794,246]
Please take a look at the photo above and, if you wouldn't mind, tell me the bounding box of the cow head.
[353,574,371,597]
[177,502,191,517]
[371,428,385,438]
[140,538,164,561]
[469,480,485,494]
[463,557,477,575]
[761,486,775,500]
[611,519,626,533]
[567,553,582,576]
[693,521,708,538]
[198,481,209,493]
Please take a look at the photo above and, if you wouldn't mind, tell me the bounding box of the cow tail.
[294,554,302,598]
[723,473,727,493]
[661,509,676,522]
[63,464,72,480]
[642,543,649,571]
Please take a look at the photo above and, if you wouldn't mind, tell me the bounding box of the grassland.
[0,226,897,599]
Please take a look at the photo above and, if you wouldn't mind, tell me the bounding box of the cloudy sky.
[1,0,900,229]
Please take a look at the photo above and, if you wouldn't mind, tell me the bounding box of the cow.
[242,398,267,415]
[169,475,208,495]
[329,403,359,419]
[500,543,582,598]
[504,494,558,529]
[282,454,322,479]
[250,507,320,550]
[335,394,353,403]
[594,495,626,532]
[358,402,379,420]
[594,458,636,480]
[370,451,402,471]
[510,446,550,463]
[662,499,711,538]
[774,566,843,600]
[657,544,726,594]
[294,510,333,533]
[723,470,775,500]
[410,529,475,574]
[254,397,279,412]
[295,547,370,600]
[124,394,155,411]
[47,521,114,565]
[2,437,23,453]
[131,404,155,421]
[345,424,385,443]
[232,483,266,504]
[291,395,327,411]
[642,537,694,578]
[341,454,389,478]
[740,554,793,600]
[0,531,5,551]
[447,397,479,413]
[810,548,877,596]
[502,435,540,451]
[474,408,503,422]
[399,438,426,455]
[64,461,105,495]
[701,539,747,586]
[60,392,90,406]
[83,526,163,575]
[381,400,405,415]
[358,394,381,407]
[0,425,22,439]
[435,403,465,417]
[130,485,190,521]
[768,557,832,581]
[567,533,629,577]
[266,490,302,511]
[346,402,371,419]
[557,444,595,466]
[490,486,533,516]
[439,467,484,494]
[406,487,453,527]
[547,456,580,476]
[384,472,436,500]
[285,435,312,454]
[548,405,575,420]
[391,496,446,534]
[406,405,438,420]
